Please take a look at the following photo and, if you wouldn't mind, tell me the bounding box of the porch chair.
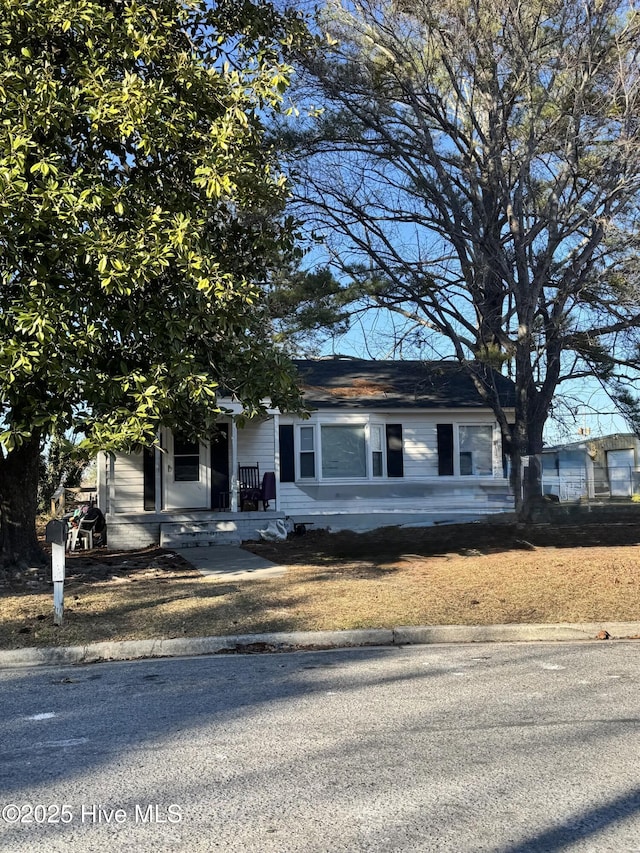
[67,507,106,551]
[238,464,262,511]
[238,466,277,511]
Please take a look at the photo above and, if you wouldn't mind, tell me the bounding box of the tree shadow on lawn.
[0,574,325,648]
[294,563,402,582]
[73,580,321,641]
[244,521,640,567]
[1,546,201,599]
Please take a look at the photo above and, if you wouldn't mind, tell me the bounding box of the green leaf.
[0,0,307,564]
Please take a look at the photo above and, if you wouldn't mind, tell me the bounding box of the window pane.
[175,456,200,481]
[371,424,383,477]
[174,436,199,456]
[300,452,315,478]
[299,427,315,478]
[174,433,200,481]
[371,425,382,452]
[300,427,314,452]
[459,451,473,476]
[459,426,493,476]
[321,425,366,478]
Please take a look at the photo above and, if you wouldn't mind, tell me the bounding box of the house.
[96,358,516,549]
[541,433,640,501]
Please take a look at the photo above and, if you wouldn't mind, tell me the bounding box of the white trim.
[230,419,238,512]
[295,416,390,483]
[108,453,115,513]
[154,444,162,513]
[96,451,108,510]
[162,430,211,510]
[291,415,503,484]
[452,421,461,476]
[369,422,385,478]
[273,412,280,511]
[216,397,279,416]
[279,407,516,421]
[297,424,316,481]
[455,423,495,478]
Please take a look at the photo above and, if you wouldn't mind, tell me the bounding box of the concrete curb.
[1,621,640,667]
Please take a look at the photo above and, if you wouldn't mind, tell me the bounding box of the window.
[321,425,367,478]
[292,420,401,481]
[371,424,384,477]
[174,435,200,482]
[458,425,493,476]
[437,423,495,476]
[299,426,315,478]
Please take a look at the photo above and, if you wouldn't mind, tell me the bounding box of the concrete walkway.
[174,545,287,581]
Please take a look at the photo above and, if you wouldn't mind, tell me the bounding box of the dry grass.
[2,520,640,650]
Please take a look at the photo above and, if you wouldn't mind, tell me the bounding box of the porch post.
[273,412,280,512]
[154,443,162,512]
[108,452,116,514]
[230,418,238,512]
[96,451,108,510]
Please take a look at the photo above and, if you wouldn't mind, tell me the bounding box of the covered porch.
[96,412,283,549]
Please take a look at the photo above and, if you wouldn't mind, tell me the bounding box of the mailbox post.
[45,519,68,626]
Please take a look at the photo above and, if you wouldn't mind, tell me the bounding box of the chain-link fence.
[539,465,640,502]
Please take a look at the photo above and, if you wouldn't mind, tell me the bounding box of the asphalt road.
[1,642,640,853]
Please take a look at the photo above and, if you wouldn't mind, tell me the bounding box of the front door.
[164,431,210,510]
[211,424,230,509]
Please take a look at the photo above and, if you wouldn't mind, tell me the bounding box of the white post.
[273,413,280,511]
[230,419,238,512]
[108,452,116,514]
[51,543,65,626]
[154,443,162,512]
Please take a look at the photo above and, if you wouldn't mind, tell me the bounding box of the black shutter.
[279,424,295,482]
[386,424,404,477]
[143,447,156,511]
[437,424,454,475]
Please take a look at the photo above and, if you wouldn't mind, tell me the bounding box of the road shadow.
[2,643,640,850]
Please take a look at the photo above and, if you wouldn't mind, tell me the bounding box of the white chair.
[67,514,99,551]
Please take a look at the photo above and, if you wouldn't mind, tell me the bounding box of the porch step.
[160,521,241,549]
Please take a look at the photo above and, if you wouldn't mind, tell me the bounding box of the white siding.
[403,420,439,477]
[110,451,144,514]
[277,410,510,517]
[236,418,277,476]
[277,481,511,517]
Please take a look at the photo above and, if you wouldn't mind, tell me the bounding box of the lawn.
[1,516,640,650]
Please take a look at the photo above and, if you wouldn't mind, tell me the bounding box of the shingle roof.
[293,358,516,409]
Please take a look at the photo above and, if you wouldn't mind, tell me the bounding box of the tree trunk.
[0,433,44,572]
[509,415,546,522]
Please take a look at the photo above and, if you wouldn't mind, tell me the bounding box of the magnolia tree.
[280,0,640,514]
[0,0,306,569]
